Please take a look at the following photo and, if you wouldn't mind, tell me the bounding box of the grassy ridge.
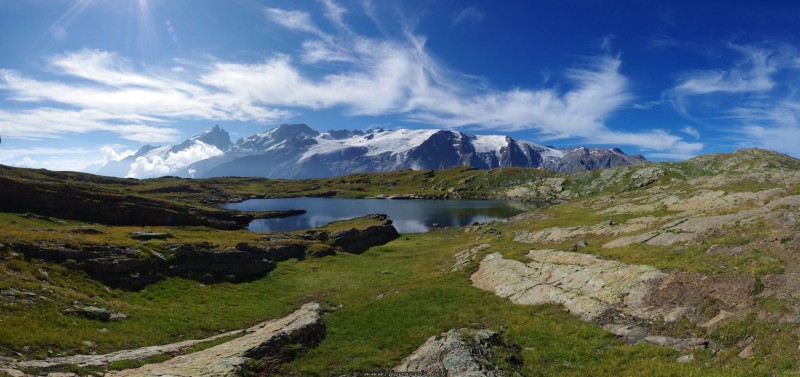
[2,148,800,375]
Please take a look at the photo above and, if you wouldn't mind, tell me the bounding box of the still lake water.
[224,198,538,233]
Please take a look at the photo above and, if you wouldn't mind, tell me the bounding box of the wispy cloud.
[673,44,777,96]
[733,100,800,155]
[599,34,616,52]
[681,125,700,139]
[263,8,325,37]
[0,107,180,143]
[320,0,349,32]
[0,144,135,172]
[452,7,486,26]
[667,43,800,156]
[0,49,289,142]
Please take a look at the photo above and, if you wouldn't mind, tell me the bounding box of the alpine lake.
[224,197,540,233]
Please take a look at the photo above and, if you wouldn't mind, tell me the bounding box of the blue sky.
[1,0,799,171]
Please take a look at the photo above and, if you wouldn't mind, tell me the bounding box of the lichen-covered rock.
[603,195,800,248]
[471,251,665,321]
[471,251,754,351]
[9,330,248,370]
[513,221,647,244]
[394,329,507,376]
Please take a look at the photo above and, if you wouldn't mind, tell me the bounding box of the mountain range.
[93,124,645,179]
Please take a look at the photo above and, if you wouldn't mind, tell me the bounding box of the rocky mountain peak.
[166,125,232,154]
[270,124,320,140]
[192,125,233,151]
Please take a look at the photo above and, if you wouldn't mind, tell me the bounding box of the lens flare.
[165,20,179,43]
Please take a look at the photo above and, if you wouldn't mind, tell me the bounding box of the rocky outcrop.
[471,251,754,350]
[11,242,165,289]
[11,242,284,289]
[327,214,400,254]
[235,242,308,262]
[10,214,400,289]
[108,303,324,377]
[170,243,277,283]
[513,221,648,245]
[6,303,325,375]
[8,330,246,371]
[603,195,800,248]
[394,329,511,376]
[471,251,665,322]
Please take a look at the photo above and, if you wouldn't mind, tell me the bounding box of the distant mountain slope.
[96,124,645,178]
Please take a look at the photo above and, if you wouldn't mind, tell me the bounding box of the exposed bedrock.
[471,251,757,351]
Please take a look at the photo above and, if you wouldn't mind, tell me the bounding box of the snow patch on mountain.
[302,129,439,161]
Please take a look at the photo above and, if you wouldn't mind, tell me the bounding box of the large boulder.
[328,214,400,254]
[394,328,510,376]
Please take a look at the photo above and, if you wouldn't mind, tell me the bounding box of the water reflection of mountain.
[229,198,537,233]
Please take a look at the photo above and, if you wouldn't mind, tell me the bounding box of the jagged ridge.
[93,124,645,179]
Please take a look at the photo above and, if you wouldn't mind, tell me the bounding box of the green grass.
[3,149,800,375]
[0,226,797,376]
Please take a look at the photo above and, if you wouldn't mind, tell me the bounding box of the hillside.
[1,148,799,376]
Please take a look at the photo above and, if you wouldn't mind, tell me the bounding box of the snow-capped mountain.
[96,124,645,179]
[96,125,232,178]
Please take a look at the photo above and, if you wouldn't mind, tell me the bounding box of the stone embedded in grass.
[130,231,174,240]
[70,227,104,234]
[63,306,127,322]
[451,244,491,272]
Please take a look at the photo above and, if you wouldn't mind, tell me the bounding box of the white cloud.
[0,49,289,141]
[126,141,224,178]
[666,44,789,118]
[681,126,700,139]
[0,3,702,159]
[100,145,136,162]
[17,157,36,168]
[0,145,133,172]
[667,43,800,157]
[320,0,348,31]
[301,40,355,63]
[599,35,615,52]
[592,130,703,157]
[408,55,632,137]
[264,8,325,37]
[631,100,661,110]
[0,107,180,142]
[732,101,800,156]
[453,7,486,25]
[739,123,800,155]
[673,45,777,95]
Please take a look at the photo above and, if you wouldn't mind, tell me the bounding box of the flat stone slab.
[130,232,174,240]
[108,303,324,377]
